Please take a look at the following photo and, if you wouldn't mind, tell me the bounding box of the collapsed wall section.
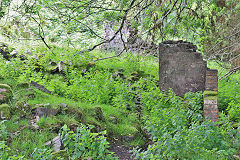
[158,40,207,97]
[158,40,219,121]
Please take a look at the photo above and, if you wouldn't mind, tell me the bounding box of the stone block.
[0,104,11,119]
[204,104,218,110]
[206,69,218,75]
[204,96,218,122]
[206,78,218,84]
[0,84,12,104]
[204,99,218,105]
[204,114,218,122]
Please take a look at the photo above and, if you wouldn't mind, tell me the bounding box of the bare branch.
[80,0,137,53]
[219,66,240,80]
[31,16,55,55]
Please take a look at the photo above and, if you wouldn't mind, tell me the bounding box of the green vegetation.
[0,0,239,159]
[0,44,239,159]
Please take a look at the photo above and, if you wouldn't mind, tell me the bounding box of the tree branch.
[80,0,137,54]
[94,26,128,61]
[31,15,55,55]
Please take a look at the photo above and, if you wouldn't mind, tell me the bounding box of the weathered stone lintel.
[204,99,217,105]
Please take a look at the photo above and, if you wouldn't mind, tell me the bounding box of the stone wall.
[158,40,219,121]
[158,40,206,97]
[103,21,157,56]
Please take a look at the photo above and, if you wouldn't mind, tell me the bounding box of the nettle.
[0,121,25,159]
[132,91,240,159]
[61,124,117,160]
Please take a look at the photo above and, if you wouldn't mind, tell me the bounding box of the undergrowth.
[0,43,239,159]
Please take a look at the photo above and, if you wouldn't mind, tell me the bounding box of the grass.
[9,129,55,157]
[0,41,239,158]
[0,74,144,158]
[207,61,240,111]
[29,92,141,143]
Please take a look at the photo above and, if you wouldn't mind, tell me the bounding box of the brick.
[206,75,218,79]
[204,104,218,110]
[205,82,218,85]
[206,69,218,75]
[204,115,218,119]
[204,110,218,114]
[206,80,218,84]
[205,84,218,88]
[205,87,218,92]
[206,79,218,84]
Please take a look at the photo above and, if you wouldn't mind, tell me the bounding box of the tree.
[0,0,239,64]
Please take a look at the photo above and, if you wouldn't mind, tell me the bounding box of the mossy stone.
[64,106,82,120]
[92,106,105,122]
[118,68,125,72]
[0,104,11,119]
[0,84,12,104]
[203,91,218,100]
[51,150,69,160]
[109,116,119,124]
[48,65,59,73]
[14,101,30,116]
[15,101,25,108]
[203,91,218,96]
[86,62,96,69]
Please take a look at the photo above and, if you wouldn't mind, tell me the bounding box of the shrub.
[227,100,240,122]
[61,124,117,160]
[132,91,239,159]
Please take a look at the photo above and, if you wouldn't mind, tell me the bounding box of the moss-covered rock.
[93,106,105,122]
[0,104,11,119]
[0,42,10,60]
[203,91,218,96]
[203,91,218,100]
[17,82,29,88]
[51,150,69,160]
[14,101,32,117]
[34,107,59,117]
[0,84,12,104]
[63,105,82,120]
[108,116,119,124]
